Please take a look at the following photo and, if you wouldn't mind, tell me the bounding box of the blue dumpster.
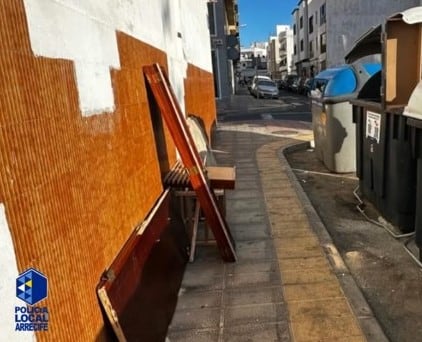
[311,63,381,173]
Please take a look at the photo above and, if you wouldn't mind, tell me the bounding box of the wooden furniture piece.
[164,160,234,261]
[97,189,189,341]
[143,63,236,262]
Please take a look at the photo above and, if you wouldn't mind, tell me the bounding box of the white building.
[238,42,268,81]
[292,0,422,76]
[267,25,293,79]
[278,26,294,77]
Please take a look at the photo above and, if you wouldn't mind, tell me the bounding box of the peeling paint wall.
[23,0,213,116]
[0,0,216,340]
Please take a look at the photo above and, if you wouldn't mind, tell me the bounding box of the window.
[300,39,304,51]
[300,16,303,29]
[320,4,326,25]
[207,2,216,35]
[320,32,326,53]
[315,11,318,25]
[309,16,314,34]
[293,24,296,35]
[294,44,297,55]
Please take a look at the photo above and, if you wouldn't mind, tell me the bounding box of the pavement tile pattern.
[167,122,375,341]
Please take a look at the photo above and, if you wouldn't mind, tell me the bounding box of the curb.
[279,142,389,342]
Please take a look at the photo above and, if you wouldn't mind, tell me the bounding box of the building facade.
[238,42,269,82]
[0,0,219,341]
[267,25,293,79]
[278,26,294,77]
[292,0,422,76]
[208,0,240,99]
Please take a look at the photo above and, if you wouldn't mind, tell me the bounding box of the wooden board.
[143,63,236,262]
[207,166,236,190]
[97,189,189,341]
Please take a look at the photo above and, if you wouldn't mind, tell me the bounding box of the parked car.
[280,74,298,90]
[253,79,279,99]
[287,75,299,92]
[249,75,271,95]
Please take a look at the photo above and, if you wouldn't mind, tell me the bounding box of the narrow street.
[228,87,422,342]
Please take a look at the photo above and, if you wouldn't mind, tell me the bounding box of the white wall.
[23,0,213,116]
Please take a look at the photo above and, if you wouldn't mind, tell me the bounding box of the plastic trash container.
[311,63,381,173]
[352,98,416,233]
[345,7,422,233]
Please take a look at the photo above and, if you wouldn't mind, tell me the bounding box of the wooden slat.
[144,63,236,262]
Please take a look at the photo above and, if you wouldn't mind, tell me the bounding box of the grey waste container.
[311,63,381,173]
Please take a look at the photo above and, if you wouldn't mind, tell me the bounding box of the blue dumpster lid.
[313,63,381,98]
[313,66,357,97]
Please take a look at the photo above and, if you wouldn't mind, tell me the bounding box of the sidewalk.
[166,96,387,341]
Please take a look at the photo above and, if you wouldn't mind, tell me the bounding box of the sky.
[238,0,298,47]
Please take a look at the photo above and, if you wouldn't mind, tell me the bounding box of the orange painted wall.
[185,64,217,141]
[0,1,216,340]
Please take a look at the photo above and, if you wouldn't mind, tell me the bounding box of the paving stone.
[226,270,280,289]
[290,313,362,342]
[226,258,279,275]
[223,321,291,342]
[227,211,267,225]
[276,236,320,248]
[265,198,303,210]
[167,328,219,342]
[232,180,260,190]
[277,256,330,271]
[176,290,222,310]
[288,298,354,321]
[318,336,366,342]
[283,281,344,301]
[224,286,284,307]
[226,189,262,199]
[226,198,264,211]
[269,212,309,223]
[274,243,324,259]
[169,307,221,331]
[281,268,337,285]
[236,246,276,261]
[271,229,313,239]
[230,223,271,241]
[224,303,289,327]
[181,267,224,292]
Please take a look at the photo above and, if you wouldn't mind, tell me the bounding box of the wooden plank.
[97,189,189,340]
[207,166,236,190]
[143,63,236,262]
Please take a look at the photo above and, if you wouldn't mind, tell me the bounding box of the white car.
[249,75,271,95]
[253,79,279,99]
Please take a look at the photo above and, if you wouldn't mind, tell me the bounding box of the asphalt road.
[217,87,312,123]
